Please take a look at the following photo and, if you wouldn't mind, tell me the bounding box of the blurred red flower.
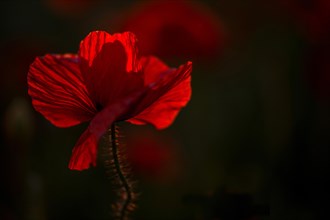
[279,0,330,42]
[27,30,192,171]
[126,130,181,181]
[44,0,101,18]
[119,0,225,61]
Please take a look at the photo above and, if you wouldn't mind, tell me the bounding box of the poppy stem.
[105,124,136,220]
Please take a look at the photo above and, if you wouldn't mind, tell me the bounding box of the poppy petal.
[79,30,140,72]
[78,31,143,106]
[127,61,192,129]
[68,129,98,170]
[28,54,97,127]
[69,88,147,170]
[139,56,170,85]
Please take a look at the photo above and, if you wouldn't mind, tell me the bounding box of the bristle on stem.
[102,124,138,220]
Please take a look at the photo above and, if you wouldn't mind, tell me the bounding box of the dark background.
[1,0,329,219]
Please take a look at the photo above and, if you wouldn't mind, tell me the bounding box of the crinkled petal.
[127,61,192,129]
[79,30,140,72]
[68,88,147,170]
[78,31,143,106]
[28,54,97,127]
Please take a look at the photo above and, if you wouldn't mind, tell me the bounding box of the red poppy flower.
[118,0,225,60]
[27,30,192,171]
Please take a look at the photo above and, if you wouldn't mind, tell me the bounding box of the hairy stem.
[103,124,136,220]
